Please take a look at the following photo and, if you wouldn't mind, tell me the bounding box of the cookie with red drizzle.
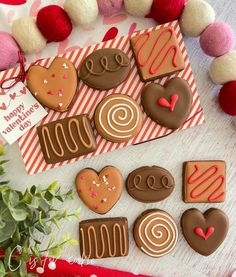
[130,27,185,82]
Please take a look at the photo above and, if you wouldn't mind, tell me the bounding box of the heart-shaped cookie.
[75,166,123,214]
[27,57,78,112]
[141,77,193,129]
[181,208,229,256]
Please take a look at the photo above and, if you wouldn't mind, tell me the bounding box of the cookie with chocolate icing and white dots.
[27,57,78,112]
[75,166,123,214]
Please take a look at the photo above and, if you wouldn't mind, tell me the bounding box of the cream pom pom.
[124,0,153,17]
[209,51,236,85]
[180,0,215,37]
[64,0,98,26]
[11,17,46,54]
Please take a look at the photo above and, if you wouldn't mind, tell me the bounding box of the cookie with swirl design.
[94,94,143,142]
[80,48,131,90]
[126,166,175,203]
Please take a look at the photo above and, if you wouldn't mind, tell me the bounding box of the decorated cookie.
[133,209,178,258]
[181,208,229,256]
[80,48,131,90]
[141,77,193,129]
[37,115,97,164]
[27,57,78,112]
[79,217,129,259]
[126,166,175,203]
[75,166,123,214]
[130,27,185,82]
[94,94,143,142]
[183,160,226,203]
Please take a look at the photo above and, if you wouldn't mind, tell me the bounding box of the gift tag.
[0,83,47,144]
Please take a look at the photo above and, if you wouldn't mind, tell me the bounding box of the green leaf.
[2,190,20,208]
[0,203,17,243]
[0,160,8,166]
[31,245,41,260]
[9,206,28,222]
[0,146,4,156]
[48,246,62,257]
[47,181,58,191]
[0,260,6,277]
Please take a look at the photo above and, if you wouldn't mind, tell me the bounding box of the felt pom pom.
[11,16,46,54]
[148,0,185,24]
[200,22,235,57]
[97,0,123,17]
[219,81,236,116]
[124,0,152,17]
[180,0,215,37]
[0,32,20,71]
[36,5,72,42]
[64,0,98,26]
[209,51,236,85]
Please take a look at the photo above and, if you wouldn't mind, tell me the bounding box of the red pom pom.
[148,0,185,24]
[219,81,236,116]
[36,5,72,43]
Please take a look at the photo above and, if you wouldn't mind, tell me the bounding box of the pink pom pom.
[148,0,185,24]
[0,32,20,71]
[219,81,236,115]
[97,0,123,17]
[200,22,235,57]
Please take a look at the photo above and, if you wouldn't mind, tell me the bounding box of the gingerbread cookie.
[141,78,193,129]
[181,208,229,256]
[37,115,97,164]
[183,160,226,203]
[75,166,123,214]
[130,27,185,82]
[94,94,143,142]
[126,166,175,203]
[80,48,131,90]
[133,209,178,258]
[27,57,78,112]
[79,217,129,259]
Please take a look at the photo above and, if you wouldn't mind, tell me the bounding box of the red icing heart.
[158,93,179,112]
[20,87,27,94]
[0,103,7,110]
[102,27,118,42]
[9,93,16,100]
[194,227,215,240]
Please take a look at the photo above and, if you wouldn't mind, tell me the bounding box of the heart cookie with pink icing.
[141,77,193,129]
[27,57,78,112]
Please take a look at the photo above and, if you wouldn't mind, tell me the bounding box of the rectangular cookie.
[183,160,226,203]
[79,217,129,259]
[37,115,97,164]
[130,26,185,82]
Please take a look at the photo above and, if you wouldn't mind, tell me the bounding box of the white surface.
[1,0,236,276]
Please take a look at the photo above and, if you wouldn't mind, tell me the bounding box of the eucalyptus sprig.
[0,148,80,277]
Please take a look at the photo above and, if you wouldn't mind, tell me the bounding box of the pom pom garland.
[200,22,235,57]
[97,0,123,17]
[149,0,185,24]
[36,5,72,42]
[180,0,215,37]
[11,16,47,54]
[124,0,153,17]
[63,0,99,26]
[209,51,236,85]
[0,32,20,71]
[219,81,236,116]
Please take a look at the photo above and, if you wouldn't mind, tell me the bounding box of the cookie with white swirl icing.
[133,209,178,258]
[94,94,143,142]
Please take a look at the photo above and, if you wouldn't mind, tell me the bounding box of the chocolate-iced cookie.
[80,48,131,90]
[79,217,129,259]
[130,27,185,82]
[133,209,178,258]
[75,166,123,214]
[27,57,78,112]
[141,77,193,129]
[94,94,143,142]
[181,208,229,256]
[126,166,175,203]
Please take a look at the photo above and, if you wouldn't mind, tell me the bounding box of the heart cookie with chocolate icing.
[141,77,193,129]
[75,166,123,214]
[181,208,229,256]
[27,57,78,112]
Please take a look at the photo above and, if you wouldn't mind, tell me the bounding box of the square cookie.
[183,161,226,203]
[130,26,185,82]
